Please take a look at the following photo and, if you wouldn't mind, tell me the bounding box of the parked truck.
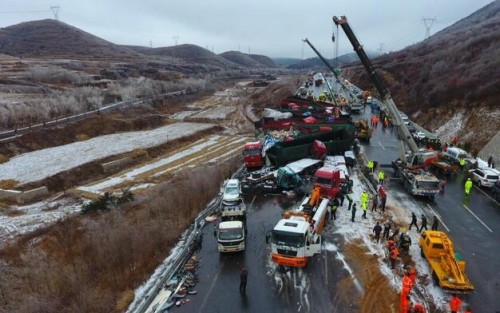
[243,141,263,169]
[269,196,329,267]
[419,230,474,293]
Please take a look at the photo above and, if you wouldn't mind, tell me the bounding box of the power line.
[0,10,49,14]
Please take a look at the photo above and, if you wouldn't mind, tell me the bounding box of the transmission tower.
[422,17,436,39]
[172,36,179,46]
[50,5,59,20]
[378,43,385,56]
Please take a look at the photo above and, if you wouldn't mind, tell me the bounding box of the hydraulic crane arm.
[333,15,419,154]
[302,38,354,104]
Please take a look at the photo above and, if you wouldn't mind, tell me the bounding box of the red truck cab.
[313,167,341,199]
[243,142,263,169]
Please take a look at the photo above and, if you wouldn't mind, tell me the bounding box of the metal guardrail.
[128,166,246,313]
[0,90,188,141]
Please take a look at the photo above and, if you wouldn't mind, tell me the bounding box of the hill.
[0,19,138,59]
[142,44,238,68]
[288,52,368,70]
[344,0,500,153]
[219,51,263,67]
[248,54,277,67]
[273,57,302,67]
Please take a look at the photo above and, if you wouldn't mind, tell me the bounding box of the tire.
[432,271,439,285]
[420,247,425,258]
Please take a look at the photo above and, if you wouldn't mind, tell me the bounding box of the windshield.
[218,228,243,241]
[272,230,305,248]
[417,181,440,190]
[315,177,332,186]
[224,186,239,195]
[243,149,261,156]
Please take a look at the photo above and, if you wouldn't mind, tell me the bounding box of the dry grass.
[0,154,9,164]
[0,179,18,189]
[0,156,240,313]
[75,133,90,141]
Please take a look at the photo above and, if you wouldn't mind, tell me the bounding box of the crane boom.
[332,16,418,154]
[302,38,354,104]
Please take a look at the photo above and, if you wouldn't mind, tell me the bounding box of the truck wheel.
[420,247,425,258]
[432,271,439,285]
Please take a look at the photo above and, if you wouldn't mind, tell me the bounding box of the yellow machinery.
[419,231,474,293]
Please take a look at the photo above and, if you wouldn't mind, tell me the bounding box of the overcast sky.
[0,0,495,59]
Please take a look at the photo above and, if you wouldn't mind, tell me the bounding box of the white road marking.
[462,204,493,233]
[378,141,386,150]
[426,204,450,232]
[473,185,499,205]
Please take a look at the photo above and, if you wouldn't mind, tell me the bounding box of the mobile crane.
[333,16,440,198]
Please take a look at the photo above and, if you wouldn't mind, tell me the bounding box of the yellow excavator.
[419,231,474,293]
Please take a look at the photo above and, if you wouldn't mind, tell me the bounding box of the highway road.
[152,79,499,313]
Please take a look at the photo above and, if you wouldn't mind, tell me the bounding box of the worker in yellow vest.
[378,170,385,185]
[367,160,374,173]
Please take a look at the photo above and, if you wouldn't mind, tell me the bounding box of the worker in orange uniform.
[402,272,413,296]
[408,266,417,286]
[390,246,399,269]
[400,294,412,313]
[464,307,472,313]
[449,294,462,313]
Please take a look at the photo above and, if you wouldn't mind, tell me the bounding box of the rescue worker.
[379,185,387,212]
[418,214,428,232]
[378,170,385,185]
[387,237,396,251]
[361,191,369,218]
[402,272,413,296]
[367,160,374,173]
[330,197,339,220]
[464,178,473,196]
[346,193,353,210]
[390,245,399,269]
[459,157,466,171]
[409,212,419,230]
[464,307,472,313]
[338,192,345,207]
[431,216,439,231]
[399,231,412,254]
[383,221,392,240]
[351,203,357,222]
[488,155,494,168]
[400,294,411,313]
[373,222,382,243]
[239,267,248,293]
[449,294,462,313]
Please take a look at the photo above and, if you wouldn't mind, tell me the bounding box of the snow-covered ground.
[78,135,248,196]
[0,122,215,184]
[323,170,452,312]
[434,110,465,142]
[0,196,84,243]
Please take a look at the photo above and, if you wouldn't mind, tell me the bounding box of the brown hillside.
[248,54,278,67]
[220,51,264,68]
[344,0,500,152]
[144,44,238,68]
[0,19,139,59]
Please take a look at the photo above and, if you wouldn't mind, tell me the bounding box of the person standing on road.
[361,191,369,218]
[419,215,428,232]
[459,157,466,171]
[409,212,419,230]
[449,294,462,313]
[378,170,385,185]
[347,193,353,210]
[383,221,392,240]
[431,216,439,231]
[371,195,378,212]
[351,203,357,222]
[390,246,399,269]
[239,267,248,293]
[330,197,339,220]
[464,178,473,196]
[339,192,345,207]
[488,155,494,168]
[373,222,382,243]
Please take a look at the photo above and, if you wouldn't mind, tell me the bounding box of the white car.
[469,168,499,188]
[222,179,241,203]
[412,131,426,140]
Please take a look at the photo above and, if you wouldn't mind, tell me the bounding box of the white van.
[444,147,468,165]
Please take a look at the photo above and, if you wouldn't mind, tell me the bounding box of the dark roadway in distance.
[172,95,499,313]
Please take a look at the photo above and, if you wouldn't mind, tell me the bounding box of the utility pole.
[50,5,59,20]
[422,17,436,39]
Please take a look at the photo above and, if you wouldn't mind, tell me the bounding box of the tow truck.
[419,231,474,293]
[333,15,440,199]
[269,195,329,267]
